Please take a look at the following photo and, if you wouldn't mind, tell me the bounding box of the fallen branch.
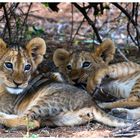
[112,119,140,137]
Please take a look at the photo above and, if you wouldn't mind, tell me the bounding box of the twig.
[69,3,74,47]
[2,4,11,42]
[117,48,129,62]
[20,3,32,38]
[134,3,138,24]
[22,3,32,27]
[112,3,140,48]
[127,22,139,48]
[71,8,91,44]
[112,3,136,26]
[73,3,102,43]
[71,18,85,43]
[113,132,138,137]
[112,119,140,137]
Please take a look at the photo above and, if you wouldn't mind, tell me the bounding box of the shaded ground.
[0,3,140,138]
[0,123,113,138]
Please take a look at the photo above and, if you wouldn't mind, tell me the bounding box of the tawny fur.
[53,38,140,120]
[0,38,131,130]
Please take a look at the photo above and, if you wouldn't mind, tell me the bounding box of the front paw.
[86,84,95,94]
[86,85,100,95]
[86,80,97,94]
[87,76,102,94]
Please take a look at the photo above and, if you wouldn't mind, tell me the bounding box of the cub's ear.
[26,37,46,66]
[0,38,7,51]
[0,38,7,49]
[53,48,70,67]
[0,38,8,57]
[94,39,116,64]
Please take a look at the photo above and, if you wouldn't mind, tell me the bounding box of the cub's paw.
[87,76,102,94]
[79,108,95,121]
[86,81,98,94]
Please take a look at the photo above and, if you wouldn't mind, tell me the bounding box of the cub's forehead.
[70,51,92,61]
[68,51,92,67]
[5,47,30,62]
[8,47,26,56]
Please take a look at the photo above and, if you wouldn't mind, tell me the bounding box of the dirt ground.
[0,123,113,138]
[0,3,140,138]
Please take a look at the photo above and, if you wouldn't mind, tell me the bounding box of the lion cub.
[53,39,140,120]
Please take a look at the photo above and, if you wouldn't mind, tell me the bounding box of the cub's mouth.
[6,87,24,95]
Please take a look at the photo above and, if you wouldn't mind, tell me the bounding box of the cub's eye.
[24,64,31,71]
[66,64,72,70]
[82,61,91,68]
[4,62,13,70]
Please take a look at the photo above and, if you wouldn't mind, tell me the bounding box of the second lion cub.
[53,39,140,120]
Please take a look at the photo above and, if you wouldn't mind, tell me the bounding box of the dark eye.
[82,61,91,68]
[24,64,31,71]
[4,62,13,70]
[66,64,72,70]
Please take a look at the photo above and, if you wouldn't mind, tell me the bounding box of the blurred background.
[0,3,139,63]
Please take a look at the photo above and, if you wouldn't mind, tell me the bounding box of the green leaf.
[30,134,39,138]
[42,3,49,7]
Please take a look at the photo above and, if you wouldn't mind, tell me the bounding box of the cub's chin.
[6,87,24,95]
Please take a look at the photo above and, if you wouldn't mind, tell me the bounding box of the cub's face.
[53,49,106,84]
[66,51,94,82]
[0,38,46,95]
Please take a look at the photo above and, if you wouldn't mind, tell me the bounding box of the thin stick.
[73,3,102,43]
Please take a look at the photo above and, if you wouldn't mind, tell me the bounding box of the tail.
[83,105,132,128]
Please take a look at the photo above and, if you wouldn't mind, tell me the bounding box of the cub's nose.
[13,80,22,87]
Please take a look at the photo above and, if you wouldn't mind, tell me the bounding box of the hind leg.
[52,106,132,128]
[0,112,40,130]
[0,105,132,129]
[0,108,94,129]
